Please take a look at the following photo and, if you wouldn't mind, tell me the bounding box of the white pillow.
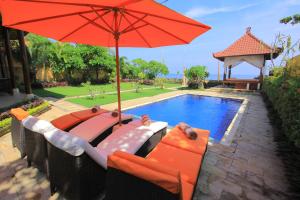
[44,128,106,167]
[129,120,168,133]
[22,116,56,135]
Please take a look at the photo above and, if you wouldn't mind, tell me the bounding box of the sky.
[119,0,300,77]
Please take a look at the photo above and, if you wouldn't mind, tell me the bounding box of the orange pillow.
[71,109,108,121]
[51,114,81,130]
[10,108,29,121]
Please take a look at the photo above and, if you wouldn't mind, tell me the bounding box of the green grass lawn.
[67,88,172,107]
[33,82,181,98]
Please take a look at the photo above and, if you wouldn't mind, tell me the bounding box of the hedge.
[0,101,50,136]
[262,76,300,147]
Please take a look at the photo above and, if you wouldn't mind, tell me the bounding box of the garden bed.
[0,100,51,137]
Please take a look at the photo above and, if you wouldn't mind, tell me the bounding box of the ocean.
[163,73,257,80]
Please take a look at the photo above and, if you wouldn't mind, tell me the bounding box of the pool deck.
[0,90,290,199]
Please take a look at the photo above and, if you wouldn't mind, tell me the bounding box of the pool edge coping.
[122,90,248,146]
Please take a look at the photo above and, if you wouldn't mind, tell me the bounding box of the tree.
[280,14,300,25]
[77,44,115,83]
[26,34,53,68]
[145,60,169,79]
[120,56,140,79]
[26,34,56,82]
[132,58,148,69]
[185,65,209,89]
[270,33,300,68]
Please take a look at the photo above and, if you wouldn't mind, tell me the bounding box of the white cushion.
[128,120,168,133]
[96,121,168,169]
[44,128,106,167]
[22,116,56,135]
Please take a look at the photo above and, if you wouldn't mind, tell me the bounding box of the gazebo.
[213,27,281,90]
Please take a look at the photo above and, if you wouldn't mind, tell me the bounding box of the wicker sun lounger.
[10,108,30,158]
[23,114,132,174]
[105,126,210,200]
[22,116,57,173]
[44,121,168,200]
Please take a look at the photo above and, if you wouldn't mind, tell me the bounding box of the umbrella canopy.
[1,0,211,124]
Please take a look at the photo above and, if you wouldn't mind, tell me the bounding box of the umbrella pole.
[115,38,122,125]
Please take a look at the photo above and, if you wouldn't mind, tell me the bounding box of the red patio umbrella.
[1,0,211,125]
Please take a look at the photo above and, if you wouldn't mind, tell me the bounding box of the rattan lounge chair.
[10,108,30,158]
[105,126,210,200]
[22,111,132,175]
[22,116,57,173]
[44,121,168,200]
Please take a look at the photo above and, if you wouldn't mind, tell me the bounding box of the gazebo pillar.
[228,65,232,79]
[3,27,18,95]
[17,30,32,96]
[223,66,227,81]
[259,67,263,82]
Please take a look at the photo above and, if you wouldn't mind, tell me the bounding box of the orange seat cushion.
[10,108,29,121]
[108,151,181,194]
[51,114,82,130]
[162,126,209,155]
[147,142,202,185]
[181,181,194,200]
[71,109,108,121]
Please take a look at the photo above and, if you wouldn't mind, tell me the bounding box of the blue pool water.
[125,95,242,141]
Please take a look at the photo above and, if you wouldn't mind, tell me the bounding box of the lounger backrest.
[101,112,133,121]
[22,116,57,135]
[44,128,106,167]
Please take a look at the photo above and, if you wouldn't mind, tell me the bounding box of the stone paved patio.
[0,90,291,200]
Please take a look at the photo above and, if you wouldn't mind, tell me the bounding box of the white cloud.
[185,3,259,18]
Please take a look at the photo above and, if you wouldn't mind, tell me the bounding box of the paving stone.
[0,91,291,200]
[245,189,268,200]
[219,191,241,200]
[245,171,264,187]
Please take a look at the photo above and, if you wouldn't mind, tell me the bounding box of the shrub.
[142,80,154,85]
[263,76,300,147]
[0,101,50,133]
[32,81,68,89]
[204,80,223,88]
[269,66,285,77]
[81,81,96,99]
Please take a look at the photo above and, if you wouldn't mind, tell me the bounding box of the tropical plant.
[120,56,140,79]
[78,44,115,83]
[184,65,209,89]
[154,77,167,89]
[81,81,96,99]
[280,14,300,25]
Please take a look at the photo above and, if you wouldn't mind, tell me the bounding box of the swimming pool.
[125,94,242,141]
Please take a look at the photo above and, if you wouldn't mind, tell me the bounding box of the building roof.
[213,27,281,61]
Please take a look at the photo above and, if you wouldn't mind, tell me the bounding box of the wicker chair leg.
[50,183,56,195]
[20,152,26,159]
[27,159,31,167]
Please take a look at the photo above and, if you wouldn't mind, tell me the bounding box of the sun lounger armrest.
[105,151,181,200]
